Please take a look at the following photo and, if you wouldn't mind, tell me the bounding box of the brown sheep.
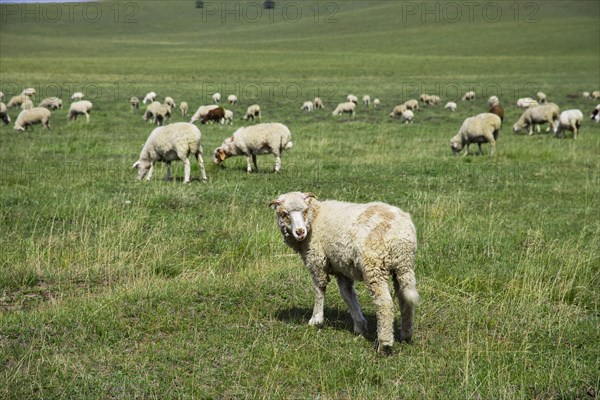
[201,107,225,124]
[488,104,504,122]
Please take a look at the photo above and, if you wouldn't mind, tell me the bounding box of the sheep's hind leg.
[252,154,258,172]
[364,268,395,355]
[182,159,191,183]
[274,155,281,173]
[393,271,419,343]
[164,162,173,181]
[195,150,208,182]
[336,276,367,335]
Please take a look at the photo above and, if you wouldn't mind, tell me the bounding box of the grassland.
[1,1,599,398]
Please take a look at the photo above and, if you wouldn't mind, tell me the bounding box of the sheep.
[153,103,172,126]
[451,113,501,156]
[402,109,414,124]
[582,91,590,99]
[462,91,475,101]
[70,92,84,101]
[403,99,419,111]
[590,91,600,99]
[38,97,63,110]
[444,101,457,112]
[347,94,358,104]
[301,101,314,112]
[590,104,600,123]
[373,98,381,108]
[132,122,207,183]
[243,104,261,121]
[22,88,36,99]
[512,103,560,135]
[332,101,356,117]
[419,94,440,105]
[164,96,176,109]
[488,104,504,122]
[224,109,233,125]
[201,106,225,124]
[190,104,219,124]
[143,101,162,123]
[7,95,28,109]
[362,95,371,107]
[143,91,157,104]
[269,192,418,355]
[212,122,292,173]
[314,97,324,109]
[67,100,93,123]
[536,92,547,104]
[554,109,583,139]
[179,101,189,117]
[21,98,34,110]
[487,96,499,107]
[516,97,538,108]
[227,94,238,105]
[212,92,221,103]
[0,102,11,125]
[130,96,140,111]
[389,104,407,118]
[14,107,51,131]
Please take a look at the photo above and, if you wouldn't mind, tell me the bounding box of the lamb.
[512,103,560,135]
[554,109,583,139]
[67,100,93,123]
[0,102,11,125]
[38,97,63,110]
[70,92,84,101]
[212,92,221,103]
[224,109,233,125]
[201,106,225,124]
[451,113,501,156]
[402,109,414,124]
[130,96,140,111]
[590,104,600,123]
[269,192,418,355]
[143,91,157,104]
[179,101,189,117]
[132,122,207,183]
[332,101,356,117]
[243,104,261,121]
[389,104,407,118]
[21,98,34,110]
[227,94,237,105]
[301,101,314,112]
[212,122,292,173]
[164,96,176,109]
[347,94,358,104]
[14,107,51,131]
[403,99,419,111]
[444,101,457,112]
[462,91,475,101]
[314,97,324,109]
[362,95,371,107]
[190,104,219,124]
[373,98,381,108]
[516,97,538,108]
[536,92,547,104]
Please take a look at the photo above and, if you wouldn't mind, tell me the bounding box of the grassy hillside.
[1,1,599,398]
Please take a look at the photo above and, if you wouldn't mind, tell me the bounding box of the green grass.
[1,1,599,398]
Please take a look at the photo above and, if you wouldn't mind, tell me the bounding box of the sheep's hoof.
[354,321,368,335]
[377,343,394,357]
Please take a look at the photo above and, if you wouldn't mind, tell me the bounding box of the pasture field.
[1,1,599,398]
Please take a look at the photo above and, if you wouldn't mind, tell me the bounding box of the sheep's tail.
[284,141,293,150]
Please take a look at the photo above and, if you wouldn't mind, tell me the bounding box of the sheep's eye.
[303,209,309,219]
[279,212,290,224]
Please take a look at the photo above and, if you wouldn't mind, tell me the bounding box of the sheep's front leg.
[309,280,326,327]
[245,156,253,173]
[183,158,191,183]
[85,112,90,123]
[146,161,155,181]
[252,154,258,172]
[336,276,367,335]
[274,155,282,173]
[165,161,173,181]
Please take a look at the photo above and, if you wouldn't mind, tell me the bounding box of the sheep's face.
[270,192,317,243]
[450,141,462,155]
[512,123,522,133]
[132,160,151,180]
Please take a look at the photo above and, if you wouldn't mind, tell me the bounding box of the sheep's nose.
[295,228,305,237]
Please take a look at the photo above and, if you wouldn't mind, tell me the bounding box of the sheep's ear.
[268,199,282,209]
[132,161,140,169]
[218,149,226,161]
[304,192,317,201]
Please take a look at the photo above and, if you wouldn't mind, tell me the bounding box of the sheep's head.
[213,137,234,164]
[450,137,462,155]
[512,123,522,133]
[132,160,151,180]
[269,192,318,243]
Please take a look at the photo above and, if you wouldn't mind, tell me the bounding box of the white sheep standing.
[362,95,371,107]
[70,92,84,101]
[332,101,356,117]
[164,96,176,109]
[243,104,261,121]
[212,92,221,104]
[314,97,324,109]
[536,92,547,104]
[67,100,93,123]
[212,122,292,173]
[402,109,414,124]
[224,109,233,125]
[403,99,419,111]
[512,103,560,135]
[190,104,219,124]
[0,102,11,125]
[462,91,475,101]
[38,97,63,110]
[554,109,583,139]
[227,94,238,105]
[14,107,51,131]
[133,122,207,183]
[444,101,457,112]
[301,101,314,112]
[451,113,502,156]
[347,94,358,104]
[130,96,140,111]
[269,192,419,356]
[373,98,381,108]
[143,91,157,104]
[179,101,189,117]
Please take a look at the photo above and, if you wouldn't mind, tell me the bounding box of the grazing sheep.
[38,97,63,110]
[402,110,414,124]
[179,101,189,117]
[516,97,538,108]
[444,101,457,112]
[590,104,600,123]
[153,104,172,126]
[70,92,84,101]
[373,98,381,108]
[143,91,157,104]
[420,94,440,105]
[536,92,547,104]
[14,107,51,131]
[224,109,233,125]
[462,91,475,101]
[67,100,93,123]
[0,102,11,125]
[190,104,219,124]
[488,104,504,122]
[554,109,583,139]
[201,106,225,124]
[164,96,176,109]
[130,96,140,111]
[243,104,261,121]
[332,101,356,117]
[590,91,600,99]
[512,103,560,135]
[143,101,162,123]
[7,95,27,109]
[582,91,590,99]
[21,98,34,110]
[347,94,358,104]
[403,99,419,111]
[213,122,292,173]
[314,97,324,109]
[133,122,207,183]
[269,192,419,355]
[389,104,407,118]
[301,101,314,112]
[212,92,221,103]
[487,96,499,107]
[451,113,501,156]
[362,95,371,107]
[22,88,36,99]
[227,94,238,105]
